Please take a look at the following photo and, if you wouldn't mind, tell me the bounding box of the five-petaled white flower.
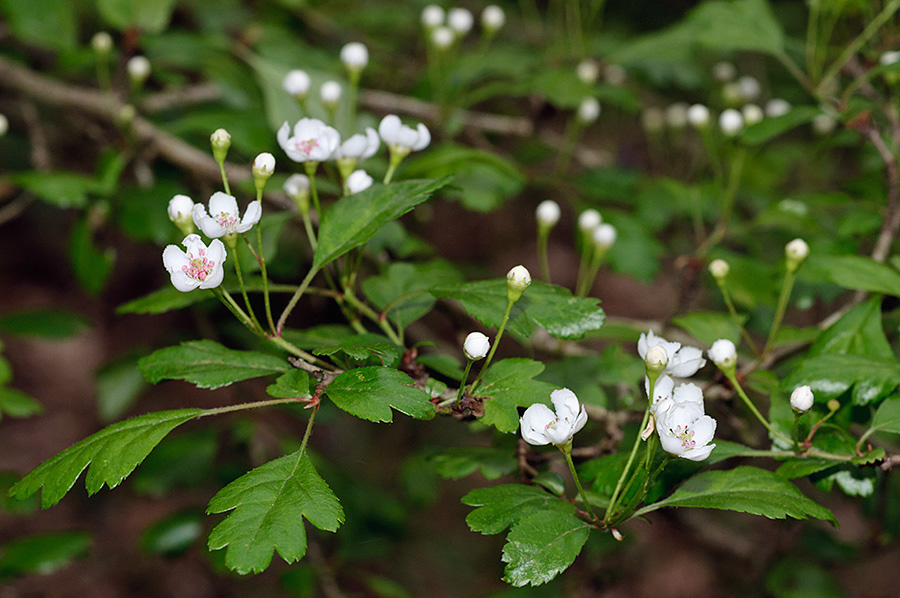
[379,114,431,153]
[638,330,706,378]
[520,388,588,447]
[163,234,226,292]
[655,397,716,461]
[192,192,262,238]
[333,127,380,161]
[345,169,374,194]
[278,118,341,163]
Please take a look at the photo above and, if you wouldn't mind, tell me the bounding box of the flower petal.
[412,123,431,151]
[162,245,189,274]
[362,127,380,159]
[550,388,579,423]
[672,382,704,410]
[199,261,225,289]
[236,200,262,233]
[683,443,716,461]
[169,270,200,292]
[379,114,401,144]
[209,192,238,218]
[520,403,555,446]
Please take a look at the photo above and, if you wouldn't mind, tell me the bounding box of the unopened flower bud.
[713,61,736,82]
[210,128,231,163]
[536,200,561,228]
[283,70,311,99]
[665,103,688,129]
[812,113,836,136]
[506,265,532,303]
[284,174,311,211]
[603,63,627,86]
[481,5,505,33]
[719,109,743,136]
[577,209,601,233]
[91,32,113,55]
[645,345,669,373]
[708,339,736,370]
[687,104,710,128]
[785,238,809,271]
[0,113,9,137]
[463,331,490,361]
[577,97,601,124]
[346,169,373,194]
[431,26,454,49]
[448,7,474,36]
[127,55,150,86]
[168,194,196,234]
[790,385,814,413]
[252,152,275,193]
[593,223,616,249]
[827,398,840,412]
[708,258,729,279]
[340,42,369,71]
[320,81,342,109]
[576,59,600,84]
[765,98,791,118]
[421,4,445,28]
[881,51,900,66]
[737,75,761,101]
[742,104,764,126]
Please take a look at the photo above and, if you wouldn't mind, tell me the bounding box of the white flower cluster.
[421,5,505,47]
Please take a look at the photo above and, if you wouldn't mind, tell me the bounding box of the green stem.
[254,225,276,333]
[342,290,403,345]
[277,267,319,335]
[232,240,262,331]
[763,267,797,356]
[537,227,551,283]
[304,163,321,217]
[218,161,231,195]
[555,117,582,177]
[470,300,514,389]
[455,359,475,406]
[300,207,317,249]
[198,397,303,419]
[564,447,596,520]
[720,147,746,229]
[724,370,791,445]
[604,406,651,524]
[717,281,761,356]
[213,287,254,329]
[299,402,320,457]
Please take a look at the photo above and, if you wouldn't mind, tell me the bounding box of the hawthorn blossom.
[277,118,341,163]
[520,388,588,447]
[790,385,814,413]
[379,115,431,153]
[163,234,226,292]
[167,194,194,223]
[646,374,675,413]
[333,127,380,161]
[638,330,706,378]
[463,332,490,361]
[192,192,262,238]
[655,398,716,461]
[345,169,373,194]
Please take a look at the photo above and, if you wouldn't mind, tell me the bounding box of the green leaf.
[95,357,148,422]
[0,388,43,422]
[804,254,900,296]
[10,171,99,209]
[140,511,203,556]
[70,217,115,296]
[462,484,576,535]
[0,0,76,51]
[501,510,591,587]
[97,0,178,33]
[0,532,91,577]
[637,466,837,524]
[312,334,402,367]
[431,447,517,480]
[325,367,434,422]
[138,340,288,390]
[266,370,313,399]
[281,324,357,350]
[478,359,557,433]
[685,0,784,54]
[808,297,892,358]
[362,260,463,327]
[673,311,743,346]
[313,177,451,271]
[741,106,821,145]
[117,286,215,314]
[783,354,900,405]
[869,396,900,436]
[207,450,344,574]
[0,309,90,339]
[432,280,604,341]
[9,408,202,508]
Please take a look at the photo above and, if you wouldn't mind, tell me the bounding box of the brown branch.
[140,83,223,113]
[864,125,900,263]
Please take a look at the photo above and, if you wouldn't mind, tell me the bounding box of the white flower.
[0,113,8,137]
[277,118,341,163]
[340,42,369,70]
[283,70,311,97]
[463,332,490,360]
[333,127,380,161]
[742,104,764,126]
[520,388,588,446]
[719,109,743,136]
[687,104,710,128]
[345,169,374,194]
[91,32,112,54]
[646,373,674,413]
[448,7,474,36]
[593,223,616,248]
[167,194,194,222]
[320,81,342,105]
[576,59,600,84]
[708,258,729,279]
[604,64,627,86]
[192,192,262,238]
[379,114,430,152]
[577,97,601,123]
[253,152,275,176]
[421,4,445,28]
[790,385,814,413]
[672,382,705,410]
[577,209,601,233]
[481,5,505,31]
[812,113,836,135]
[536,200,561,227]
[708,339,736,369]
[766,98,791,118]
[283,174,310,197]
[638,330,706,378]
[656,398,716,461]
[785,238,809,261]
[713,61,736,82]
[665,103,688,128]
[127,56,150,82]
[737,75,761,101]
[163,234,226,292]
[431,26,454,49]
[641,107,664,132]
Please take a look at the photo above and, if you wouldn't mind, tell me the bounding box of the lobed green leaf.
[478,359,557,433]
[501,510,591,587]
[325,367,434,423]
[462,484,576,535]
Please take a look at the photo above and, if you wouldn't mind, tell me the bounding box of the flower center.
[214,211,238,231]
[295,138,319,156]
[544,418,559,431]
[181,247,215,281]
[673,425,696,449]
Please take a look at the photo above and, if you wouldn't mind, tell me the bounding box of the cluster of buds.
[421,4,505,48]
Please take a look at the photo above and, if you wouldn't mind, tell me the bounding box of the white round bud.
[283,70,311,97]
[346,169,374,194]
[577,97,601,123]
[91,32,113,54]
[708,339,736,368]
[765,98,791,118]
[577,209,601,233]
[812,113,836,136]
[431,26,454,49]
[448,8,474,36]
[687,104,710,128]
[603,64,626,86]
[0,113,8,137]
[421,4,445,28]
[645,345,669,371]
[737,75,761,101]
[283,174,310,197]
[536,200,561,227]
[713,61,736,82]
[481,5,505,31]
[719,109,744,136]
[593,223,617,248]
[167,194,194,221]
[708,259,730,279]
[665,103,688,129]
[253,152,275,175]
[340,42,369,70]
[463,331,491,361]
[127,55,151,82]
[641,107,664,132]
[506,265,532,302]
[742,104,764,126]
[576,59,600,84]
[211,128,231,147]
[790,385,814,413]
[320,80,342,105]
[785,238,809,261]
[880,51,900,66]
